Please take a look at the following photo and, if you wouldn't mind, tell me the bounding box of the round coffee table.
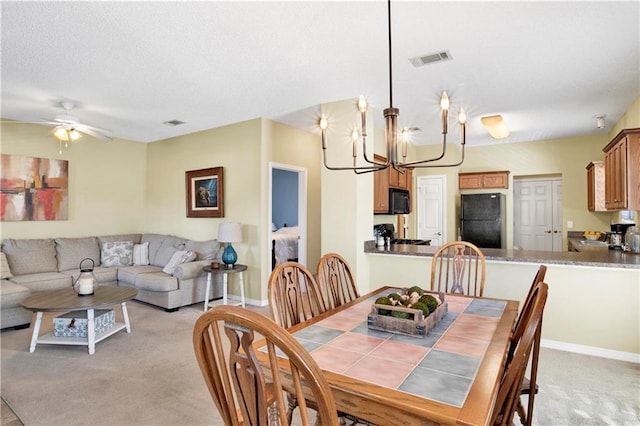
[22,286,137,355]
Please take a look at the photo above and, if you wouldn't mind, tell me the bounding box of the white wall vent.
[409,50,452,67]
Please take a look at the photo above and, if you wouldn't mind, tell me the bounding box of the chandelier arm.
[398,133,449,167]
[410,144,465,169]
[321,149,387,173]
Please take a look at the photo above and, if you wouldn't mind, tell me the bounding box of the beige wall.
[409,107,640,248]
[610,96,640,136]
[0,121,147,239]
[145,119,263,301]
[265,119,322,288]
[367,253,640,357]
[320,98,376,295]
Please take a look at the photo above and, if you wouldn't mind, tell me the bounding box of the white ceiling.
[1,1,639,148]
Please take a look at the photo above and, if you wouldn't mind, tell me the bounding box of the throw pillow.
[101,241,133,267]
[0,252,13,279]
[133,242,150,266]
[162,250,196,275]
[185,239,220,261]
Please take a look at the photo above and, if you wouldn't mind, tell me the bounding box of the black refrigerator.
[460,193,506,249]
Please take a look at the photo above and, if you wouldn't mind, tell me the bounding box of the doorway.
[416,175,447,246]
[269,163,307,267]
[514,177,563,251]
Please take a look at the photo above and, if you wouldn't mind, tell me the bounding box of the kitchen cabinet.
[458,171,510,190]
[373,155,390,213]
[373,155,412,214]
[603,128,640,211]
[586,161,606,211]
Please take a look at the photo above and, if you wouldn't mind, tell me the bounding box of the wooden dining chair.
[511,264,547,426]
[492,281,548,426]
[316,253,360,310]
[430,240,486,296]
[193,305,339,426]
[268,261,329,329]
[268,261,333,424]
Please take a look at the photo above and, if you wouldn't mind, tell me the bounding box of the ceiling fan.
[42,101,113,142]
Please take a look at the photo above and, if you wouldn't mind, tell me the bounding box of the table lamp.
[218,222,242,269]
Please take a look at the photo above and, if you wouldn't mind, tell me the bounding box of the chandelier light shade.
[218,222,242,269]
[319,0,468,174]
[480,115,510,139]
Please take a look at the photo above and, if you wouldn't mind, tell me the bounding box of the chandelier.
[319,0,467,174]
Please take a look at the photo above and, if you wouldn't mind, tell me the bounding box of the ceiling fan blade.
[76,124,112,140]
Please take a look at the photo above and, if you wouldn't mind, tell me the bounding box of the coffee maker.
[609,223,635,250]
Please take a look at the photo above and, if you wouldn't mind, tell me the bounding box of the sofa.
[1,233,225,329]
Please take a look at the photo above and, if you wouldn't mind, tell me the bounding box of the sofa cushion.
[98,234,142,245]
[133,242,150,266]
[162,250,196,275]
[1,253,13,279]
[117,265,163,286]
[60,266,118,285]
[134,272,178,292]
[141,234,169,266]
[173,260,208,280]
[55,237,101,271]
[0,280,30,307]
[2,239,57,275]
[185,239,221,260]
[101,241,133,267]
[8,272,72,292]
[143,234,186,267]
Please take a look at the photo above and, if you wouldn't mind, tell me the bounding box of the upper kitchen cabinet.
[603,128,640,211]
[373,155,390,213]
[586,161,606,211]
[459,170,510,190]
[373,154,413,214]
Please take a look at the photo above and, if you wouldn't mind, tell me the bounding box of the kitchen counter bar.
[364,240,640,269]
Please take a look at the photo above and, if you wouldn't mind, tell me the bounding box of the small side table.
[202,264,247,311]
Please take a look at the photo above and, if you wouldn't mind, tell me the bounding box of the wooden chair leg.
[516,398,527,425]
[286,393,297,424]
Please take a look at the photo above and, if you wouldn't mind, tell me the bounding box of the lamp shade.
[218,222,242,243]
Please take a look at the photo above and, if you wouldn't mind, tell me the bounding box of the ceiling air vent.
[410,50,452,67]
[163,119,186,126]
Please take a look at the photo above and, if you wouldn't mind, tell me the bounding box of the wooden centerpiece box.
[368,289,448,338]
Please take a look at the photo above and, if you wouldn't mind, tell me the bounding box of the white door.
[514,178,562,251]
[417,175,446,246]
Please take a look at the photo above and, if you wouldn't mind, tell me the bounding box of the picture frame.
[186,167,224,218]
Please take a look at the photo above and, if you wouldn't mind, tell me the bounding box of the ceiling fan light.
[54,127,81,142]
[481,115,510,139]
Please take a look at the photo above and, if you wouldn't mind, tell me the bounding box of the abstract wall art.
[0,154,69,221]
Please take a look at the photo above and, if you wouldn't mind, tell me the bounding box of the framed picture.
[186,167,224,218]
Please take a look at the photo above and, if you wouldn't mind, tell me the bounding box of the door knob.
[436,232,442,236]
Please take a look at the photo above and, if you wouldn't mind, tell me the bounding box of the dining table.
[266,286,519,426]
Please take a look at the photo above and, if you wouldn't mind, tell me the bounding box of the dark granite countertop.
[364,240,640,269]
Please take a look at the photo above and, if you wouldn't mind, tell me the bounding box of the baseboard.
[227,295,268,307]
[541,339,640,364]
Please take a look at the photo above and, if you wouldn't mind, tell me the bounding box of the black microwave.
[389,188,410,215]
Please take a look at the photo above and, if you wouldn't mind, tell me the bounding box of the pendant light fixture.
[319,0,468,174]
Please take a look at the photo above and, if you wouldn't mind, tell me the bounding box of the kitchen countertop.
[364,240,640,269]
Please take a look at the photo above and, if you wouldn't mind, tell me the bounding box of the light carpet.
[1,301,227,426]
[1,300,639,425]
